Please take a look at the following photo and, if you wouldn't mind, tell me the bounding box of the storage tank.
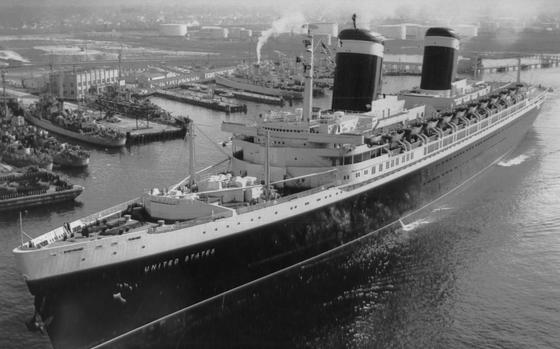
[159,24,188,37]
[331,28,384,112]
[420,27,460,92]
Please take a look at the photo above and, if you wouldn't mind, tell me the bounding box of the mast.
[265,130,270,200]
[19,211,24,247]
[186,118,196,188]
[1,70,7,118]
[302,29,313,123]
[516,57,521,84]
[473,55,478,80]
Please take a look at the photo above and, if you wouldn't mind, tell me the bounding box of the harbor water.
[1,69,560,348]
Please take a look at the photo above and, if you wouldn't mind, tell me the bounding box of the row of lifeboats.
[367,84,526,151]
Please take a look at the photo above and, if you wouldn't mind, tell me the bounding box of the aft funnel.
[420,27,460,92]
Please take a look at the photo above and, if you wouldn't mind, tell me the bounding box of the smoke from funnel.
[256,12,306,64]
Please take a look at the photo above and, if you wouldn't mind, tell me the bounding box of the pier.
[214,88,285,106]
[99,116,186,145]
[154,89,247,114]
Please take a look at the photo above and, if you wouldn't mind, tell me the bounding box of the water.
[1,70,560,348]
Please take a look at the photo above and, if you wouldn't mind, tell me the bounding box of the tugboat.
[13,20,547,349]
[24,96,127,148]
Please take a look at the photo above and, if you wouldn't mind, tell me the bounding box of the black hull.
[30,108,538,349]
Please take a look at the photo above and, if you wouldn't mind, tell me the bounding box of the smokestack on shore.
[420,27,460,94]
[331,29,384,112]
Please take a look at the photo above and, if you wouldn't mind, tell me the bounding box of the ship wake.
[498,153,531,167]
[399,218,431,232]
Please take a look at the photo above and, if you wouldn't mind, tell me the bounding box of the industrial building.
[375,23,428,40]
[159,24,188,37]
[50,68,121,101]
[375,24,406,40]
[197,26,229,40]
[308,22,338,45]
[452,24,479,39]
[228,27,253,41]
[375,23,478,40]
[309,23,339,37]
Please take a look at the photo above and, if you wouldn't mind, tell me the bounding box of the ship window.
[343,156,352,165]
[411,153,414,159]
[364,170,368,175]
[391,160,395,167]
[353,153,362,163]
[386,162,389,169]
[355,173,359,178]
[379,164,383,172]
[396,158,399,165]
[372,167,376,174]
[402,155,406,162]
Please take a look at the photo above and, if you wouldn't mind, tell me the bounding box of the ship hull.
[215,76,323,100]
[26,106,539,349]
[52,154,90,168]
[24,116,126,148]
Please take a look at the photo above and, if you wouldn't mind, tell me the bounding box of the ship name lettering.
[144,249,215,273]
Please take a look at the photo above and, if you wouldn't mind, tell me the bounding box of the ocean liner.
[13,24,546,349]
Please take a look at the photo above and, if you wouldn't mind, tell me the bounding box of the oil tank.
[420,27,460,91]
[331,29,384,112]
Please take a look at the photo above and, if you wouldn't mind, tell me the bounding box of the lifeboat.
[390,130,404,142]
[426,119,439,129]
[410,124,424,137]
[440,112,453,124]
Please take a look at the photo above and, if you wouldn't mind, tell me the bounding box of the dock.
[215,88,285,106]
[154,89,247,114]
[99,116,186,145]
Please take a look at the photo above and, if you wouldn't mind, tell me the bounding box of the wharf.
[154,89,247,114]
[215,88,285,106]
[99,117,186,145]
